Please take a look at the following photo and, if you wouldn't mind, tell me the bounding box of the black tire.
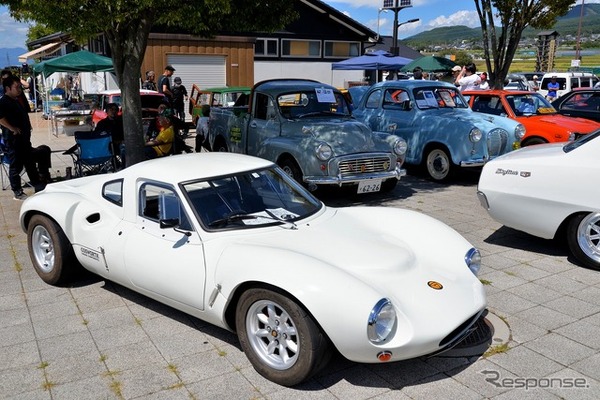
[236,288,331,386]
[567,213,600,270]
[380,178,398,192]
[522,137,547,146]
[27,215,76,285]
[213,137,228,152]
[278,158,303,184]
[424,147,454,182]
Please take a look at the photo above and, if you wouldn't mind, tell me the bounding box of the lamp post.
[391,18,419,56]
[377,8,390,40]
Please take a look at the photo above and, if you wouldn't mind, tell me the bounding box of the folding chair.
[70,131,115,177]
[1,138,31,190]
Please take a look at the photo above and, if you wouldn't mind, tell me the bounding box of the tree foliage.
[26,23,55,45]
[2,0,297,165]
[474,0,575,89]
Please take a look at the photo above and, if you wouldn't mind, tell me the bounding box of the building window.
[281,39,321,58]
[255,38,278,57]
[324,41,360,58]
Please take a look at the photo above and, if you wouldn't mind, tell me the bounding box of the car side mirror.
[159,218,180,229]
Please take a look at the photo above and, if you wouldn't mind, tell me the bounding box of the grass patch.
[37,361,49,369]
[109,381,123,398]
[217,349,227,357]
[167,382,185,390]
[103,369,121,378]
[134,317,143,326]
[167,363,179,374]
[480,279,492,285]
[484,342,510,358]
[99,354,108,363]
[42,381,57,391]
[504,271,517,277]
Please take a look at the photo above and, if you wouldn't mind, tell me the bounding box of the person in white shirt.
[479,72,490,90]
[455,63,481,92]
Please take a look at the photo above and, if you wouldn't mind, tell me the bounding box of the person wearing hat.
[171,76,189,129]
[531,75,539,92]
[546,75,559,100]
[455,63,481,92]
[451,65,461,86]
[158,65,176,104]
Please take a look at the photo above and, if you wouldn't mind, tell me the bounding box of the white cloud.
[0,10,28,49]
[427,10,480,29]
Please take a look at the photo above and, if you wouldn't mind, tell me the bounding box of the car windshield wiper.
[297,111,341,118]
[208,210,297,229]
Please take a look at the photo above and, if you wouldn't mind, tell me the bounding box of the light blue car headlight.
[393,138,408,156]
[514,123,526,140]
[465,248,482,276]
[315,143,333,161]
[469,128,482,142]
[367,298,396,344]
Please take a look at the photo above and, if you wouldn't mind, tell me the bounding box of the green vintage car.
[188,84,251,125]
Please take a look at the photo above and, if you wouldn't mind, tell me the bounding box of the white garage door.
[167,54,226,89]
[167,54,227,122]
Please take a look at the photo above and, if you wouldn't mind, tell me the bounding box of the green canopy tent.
[400,56,458,73]
[33,50,114,77]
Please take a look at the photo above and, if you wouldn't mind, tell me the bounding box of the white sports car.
[20,153,486,386]
[478,130,600,270]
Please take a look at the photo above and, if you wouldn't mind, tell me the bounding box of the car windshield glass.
[182,167,322,230]
[412,87,468,109]
[563,129,600,153]
[277,90,351,119]
[509,93,556,116]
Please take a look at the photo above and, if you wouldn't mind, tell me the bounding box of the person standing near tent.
[157,65,175,104]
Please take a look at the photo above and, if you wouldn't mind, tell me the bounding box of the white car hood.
[223,206,474,289]
[492,141,565,163]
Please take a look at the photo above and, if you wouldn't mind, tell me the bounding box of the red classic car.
[463,90,600,146]
[91,89,165,125]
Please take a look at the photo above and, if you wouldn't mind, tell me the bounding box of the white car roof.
[119,152,274,183]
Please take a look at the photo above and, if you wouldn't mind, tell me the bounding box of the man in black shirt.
[157,65,175,105]
[0,75,51,199]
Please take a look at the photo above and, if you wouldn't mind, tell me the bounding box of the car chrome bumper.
[305,167,406,186]
[460,159,486,167]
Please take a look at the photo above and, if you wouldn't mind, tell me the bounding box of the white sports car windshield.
[182,167,322,229]
[563,129,600,153]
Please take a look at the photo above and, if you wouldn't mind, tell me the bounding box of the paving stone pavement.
[1,112,600,399]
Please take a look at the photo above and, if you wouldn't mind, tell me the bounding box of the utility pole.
[382,0,414,56]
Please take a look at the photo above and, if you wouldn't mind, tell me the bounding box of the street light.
[391,18,419,56]
[377,8,390,40]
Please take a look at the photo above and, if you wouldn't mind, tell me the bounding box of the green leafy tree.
[26,23,55,44]
[438,49,473,67]
[3,0,297,166]
[474,0,575,89]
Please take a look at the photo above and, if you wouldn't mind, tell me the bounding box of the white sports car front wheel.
[567,212,600,270]
[235,288,331,386]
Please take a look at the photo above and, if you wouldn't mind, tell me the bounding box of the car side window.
[139,183,193,231]
[102,179,123,206]
[365,89,382,109]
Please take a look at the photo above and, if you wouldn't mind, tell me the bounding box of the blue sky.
[0,1,593,49]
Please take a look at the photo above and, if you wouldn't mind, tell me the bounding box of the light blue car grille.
[338,156,392,177]
[487,128,509,157]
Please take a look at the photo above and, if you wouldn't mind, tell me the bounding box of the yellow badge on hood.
[427,281,443,290]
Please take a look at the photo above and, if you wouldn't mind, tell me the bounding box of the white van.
[539,72,599,99]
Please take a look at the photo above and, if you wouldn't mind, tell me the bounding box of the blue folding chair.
[70,131,115,177]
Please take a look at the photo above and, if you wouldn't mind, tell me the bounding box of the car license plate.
[357,179,382,194]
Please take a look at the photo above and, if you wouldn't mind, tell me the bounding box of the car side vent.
[86,213,101,223]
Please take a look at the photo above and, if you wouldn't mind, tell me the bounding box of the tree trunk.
[104,18,153,167]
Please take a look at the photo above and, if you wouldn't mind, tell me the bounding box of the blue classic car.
[352,80,525,181]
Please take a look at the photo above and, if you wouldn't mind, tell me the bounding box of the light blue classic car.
[352,80,525,181]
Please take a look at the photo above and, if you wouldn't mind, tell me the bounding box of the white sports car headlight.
[315,143,333,161]
[465,248,482,276]
[367,298,396,343]
[514,123,526,140]
[469,128,482,142]
[393,138,408,156]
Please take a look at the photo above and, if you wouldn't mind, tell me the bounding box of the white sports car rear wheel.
[567,213,600,270]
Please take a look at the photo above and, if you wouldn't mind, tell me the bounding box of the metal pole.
[391,0,399,56]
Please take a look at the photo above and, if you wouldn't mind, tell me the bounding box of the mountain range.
[404,3,600,48]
